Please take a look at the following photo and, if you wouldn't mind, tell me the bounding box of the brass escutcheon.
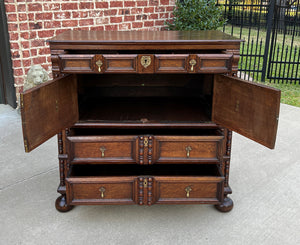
[100,146,106,157]
[96,59,103,72]
[185,146,192,158]
[144,137,149,147]
[141,56,151,68]
[189,59,197,72]
[143,178,148,187]
[99,187,106,198]
[185,186,192,198]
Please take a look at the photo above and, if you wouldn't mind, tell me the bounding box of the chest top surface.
[48,30,243,50]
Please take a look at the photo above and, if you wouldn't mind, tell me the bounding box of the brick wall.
[4,0,175,96]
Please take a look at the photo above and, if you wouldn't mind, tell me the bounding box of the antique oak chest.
[20,30,280,212]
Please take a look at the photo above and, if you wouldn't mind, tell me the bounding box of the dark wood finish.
[152,135,224,164]
[67,135,139,164]
[212,75,281,149]
[20,30,280,212]
[20,75,78,152]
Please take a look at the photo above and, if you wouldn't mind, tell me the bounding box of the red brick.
[119,9,130,15]
[18,13,27,21]
[62,20,79,27]
[149,14,158,19]
[31,49,37,56]
[29,22,42,30]
[10,42,19,50]
[124,16,135,22]
[95,2,109,8]
[131,8,143,14]
[137,1,148,6]
[62,3,78,10]
[21,41,30,49]
[17,4,26,12]
[35,12,53,20]
[38,30,55,38]
[79,19,94,26]
[28,3,42,11]
[149,0,159,6]
[33,56,47,65]
[80,2,94,9]
[89,10,103,18]
[44,21,61,29]
[95,17,109,25]
[7,14,17,22]
[56,29,66,36]
[23,59,32,68]
[78,11,89,18]
[72,11,80,18]
[119,23,131,30]
[38,47,50,55]
[144,7,155,13]
[31,39,45,47]
[22,50,30,58]
[136,15,147,20]
[90,26,105,31]
[14,68,24,76]
[8,23,18,32]
[54,12,71,19]
[28,13,35,21]
[110,1,123,8]
[155,7,165,12]
[20,32,29,39]
[132,22,143,28]
[43,3,60,11]
[155,20,165,26]
[124,1,135,7]
[105,24,118,31]
[110,16,122,23]
[13,59,22,68]
[144,21,154,27]
[159,13,169,18]
[5,4,16,12]
[160,0,169,5]
[104,9,117,16]
[166,6,174,11]
[9,33,19,41]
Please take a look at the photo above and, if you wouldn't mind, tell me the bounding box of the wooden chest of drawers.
[20,30,280,212]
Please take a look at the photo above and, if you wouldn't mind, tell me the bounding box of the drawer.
[59,54,101,73]
[154,175,224,204]
[155,54,188,73]
[66,176,136,205]
[197,54,233,73]
[103,54,137,73]
[67,136,139,164]
[152,135,224,164]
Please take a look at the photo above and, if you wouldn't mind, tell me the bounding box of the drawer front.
[152,136,223,164]
[197,54,233,73]
[103,54,137,73]
[154,176,224,204]
[155,54,188,73]
[59,54,99,73]
[66,177,136,205]
[67,136,139,164]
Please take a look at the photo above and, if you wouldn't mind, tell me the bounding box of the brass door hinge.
[24,138,29,152]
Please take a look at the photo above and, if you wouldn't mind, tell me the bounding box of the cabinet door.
[212,75,280,149]
[20,75,78,152]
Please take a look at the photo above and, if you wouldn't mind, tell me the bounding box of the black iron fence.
[217,0,300,84]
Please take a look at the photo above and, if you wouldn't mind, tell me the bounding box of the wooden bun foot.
[215,197,234,212]
[55,195,73,212]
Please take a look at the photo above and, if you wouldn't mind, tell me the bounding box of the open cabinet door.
[212,75,280,149]
[20,75,78,152]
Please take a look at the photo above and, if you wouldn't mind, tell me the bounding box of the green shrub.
[166,0,226,30]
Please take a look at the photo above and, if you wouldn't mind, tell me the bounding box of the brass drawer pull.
[100,146,106,157]
[96,59,103,72]
[189,59,196,72]
[185,146,192,158]
[99,187,106,199]
[185,186,192,198]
